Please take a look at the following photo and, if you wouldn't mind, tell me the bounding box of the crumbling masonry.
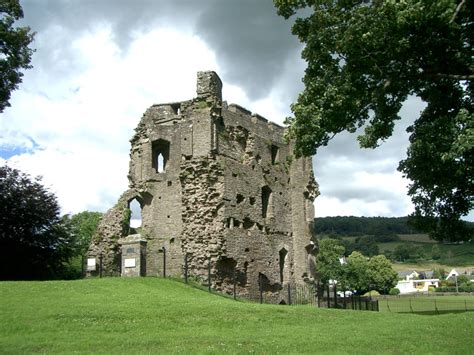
[87,71,319,298]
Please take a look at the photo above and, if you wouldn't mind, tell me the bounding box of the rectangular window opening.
[271,145,279,165]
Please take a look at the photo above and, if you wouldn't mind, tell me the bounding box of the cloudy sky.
[2,0,461,220]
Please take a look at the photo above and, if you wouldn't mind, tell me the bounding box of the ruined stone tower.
[87,71,318,298]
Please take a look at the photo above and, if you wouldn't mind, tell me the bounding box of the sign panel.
[87,258,96,271]
[124,258,136,268]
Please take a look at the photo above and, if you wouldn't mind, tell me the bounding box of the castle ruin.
[87,71,318,299]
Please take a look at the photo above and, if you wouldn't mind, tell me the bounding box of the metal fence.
[173,252,378,311]
[181,255,319,306]
[90,250,474,315]
[377,296,474,314]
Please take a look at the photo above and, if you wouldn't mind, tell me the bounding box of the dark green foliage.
[391,244,426,262]
[457,275,471,285]
[315,216,418,236]
[317,238,397,294]
[367,255,398,294]
[389,287,401,296]
[276,0,473,241]
[0,165,75,280]
[431,244,441,260]
[436,285,474,293]
[64,211,102,256]
[432,268,446,280]
[345,236,380,257]
[345,251,369,294]
[0,0,35,112]
[315,238,345,285]
[60,211,102,279]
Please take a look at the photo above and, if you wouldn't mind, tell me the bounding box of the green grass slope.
[1,278,473,353]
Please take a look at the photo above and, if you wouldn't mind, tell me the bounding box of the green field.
[337,234,474,268]
[1,278,473,353]
[376,295,474,314]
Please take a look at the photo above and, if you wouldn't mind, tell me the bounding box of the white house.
[446,269,459,280]
[397,270,419,280]
[396,279,440,294]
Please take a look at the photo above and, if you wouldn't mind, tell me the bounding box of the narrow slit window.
[279,248,288,284]
[157,154,164,173]
[152,139,170,173]
[261,185,273,218]
[271,145,279,165]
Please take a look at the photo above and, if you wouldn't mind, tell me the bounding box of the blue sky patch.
[0,138,40,159]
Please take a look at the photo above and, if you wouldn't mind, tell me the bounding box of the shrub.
[435,285,474,293]
[389,287,400,295]
[362,290,380,297]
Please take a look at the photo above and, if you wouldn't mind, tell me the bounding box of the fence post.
[162,247,166,278]
[327,284,331,308]
[184,253,188,284]
[434,299,439,314]
[259,274,263,304]
[81,255,85,278]
[317,280,321,308]
[358,296,362,310]
[409,298,413,313]
[99,253,103,278]
[387,299,391,312]
[233,269,237,301]
[334,283,338,309]
[208,257,211,293]
[465,299,468,312]
[288,283,292,305]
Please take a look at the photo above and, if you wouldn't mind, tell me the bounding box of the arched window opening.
[152,139,170,173]
[157,153,164,173]
[279,248,288,284]
[261,185,273,218]
[128,198,142,232]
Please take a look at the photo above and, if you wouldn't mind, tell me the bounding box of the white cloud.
[1,25,220,214]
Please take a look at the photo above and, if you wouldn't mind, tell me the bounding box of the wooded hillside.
[314,216,418,236]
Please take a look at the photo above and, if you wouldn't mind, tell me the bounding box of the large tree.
[315,238,346,285]
[345,251,369,294]
[367,254,397,294]
[0,165,75,280]
[275,0,473,241]
[0,0,35,112]
[65,211,102,257]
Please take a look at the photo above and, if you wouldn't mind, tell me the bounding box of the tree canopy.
[315,238,345,284]
[0,0,35,112]
[274,0,473,241]
[316,238,398,294]
[64,211,102,257]
[314,216,419,236]
[0,165,75,280]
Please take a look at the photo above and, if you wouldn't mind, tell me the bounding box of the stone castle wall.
[87,71,319,299]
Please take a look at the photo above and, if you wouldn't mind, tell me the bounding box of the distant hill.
[314,216,419,236]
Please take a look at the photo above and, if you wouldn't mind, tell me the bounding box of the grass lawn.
[1,278,473,353]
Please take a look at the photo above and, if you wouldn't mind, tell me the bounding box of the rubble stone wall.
[87,71,318,300]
